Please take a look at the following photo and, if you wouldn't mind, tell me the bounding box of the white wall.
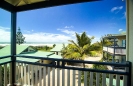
[126,0,133,85]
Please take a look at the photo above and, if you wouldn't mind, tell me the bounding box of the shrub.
[89,51,99,57]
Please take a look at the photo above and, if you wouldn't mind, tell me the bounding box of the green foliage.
[31,46,53,51]
[103,52,113,62]
[89,51,99,57]
[61,32,94,60]
[0,46,4,49]
[89,42,102,52]
[53,44,56,47]
[16,27,25,45]
[1,66,9,86]
[120,31,126,34]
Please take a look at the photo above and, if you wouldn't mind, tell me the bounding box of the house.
[103,34,126,72]
[0,45,62,64]
[50,44,68,55]
[103,34,126,63]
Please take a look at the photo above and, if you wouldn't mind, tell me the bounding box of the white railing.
[103,47,126,55]
[0,58,131,86]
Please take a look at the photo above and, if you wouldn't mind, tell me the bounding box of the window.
[122,40,126,47]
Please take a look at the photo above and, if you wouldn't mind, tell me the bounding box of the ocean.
[0,42,68,46]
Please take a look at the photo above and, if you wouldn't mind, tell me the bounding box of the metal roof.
[0,0,99,12]
[50,44,68,52]
[0,45,29,57]
[0,45,62,63]
[17,51,62,62]
[0,45,29,63]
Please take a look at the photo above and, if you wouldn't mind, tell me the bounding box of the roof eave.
[0,1,16,12]
[0,0,99,12]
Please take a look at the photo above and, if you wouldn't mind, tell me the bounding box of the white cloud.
[0,26,101,43]
[119,29,123,32]
[64,26,74,29]
[0,26,10,30]
[57,28,76,36]
[0,26,73,42]
[23,33,72,42]
[0,27,10,42]
[111,6,123,12]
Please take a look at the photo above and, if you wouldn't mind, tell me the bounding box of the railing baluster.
[20,63,24,85]
[89,72,93,86]
[24,64,27,85]
[17,63,20,84]
[48,67,50,86]
[39,65,42,86]
[52,67,55,86]
[67,69,70,86]
[16,63,18,83]
[102,73,106,86]
[4,64,7,86]
[0,65,2,86]
[84,71,87,86]
[9,63,12,85]
[78,71,81,86]
[96,73,99,86]
[43,66,46,86]
[73,70,75,86]
[35,65,38,86]
[116,75,120,86]
[109,74,113,86]
[31,65,34,86]
[28,65,30,85]
[123,75,127,86]
[57,68,60,86]
[62,69,65,86]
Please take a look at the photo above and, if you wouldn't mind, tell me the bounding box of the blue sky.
[0,0,126,43]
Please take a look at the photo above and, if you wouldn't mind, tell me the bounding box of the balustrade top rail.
[0,55,131,75]
[0,55,12,59]
[0,55,132,86]
[103,46,126,49]
[15,55,130,66]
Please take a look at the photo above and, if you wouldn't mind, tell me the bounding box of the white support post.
[126,0,133,86]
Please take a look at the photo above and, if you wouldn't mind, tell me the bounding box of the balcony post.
[126,0,133,86]
[112,38,116,63]
[10,11,17,86]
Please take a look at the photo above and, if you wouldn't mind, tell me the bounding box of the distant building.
[0,45,62,64]
[50,44,68,55]
[103,34,126,71]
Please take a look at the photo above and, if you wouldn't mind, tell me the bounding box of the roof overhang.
[0,0,100,12]
[104,34,126,39]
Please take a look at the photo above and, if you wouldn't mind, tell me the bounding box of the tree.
[53,44,56,47]
[61,32,94,60]
[16,27,25,45]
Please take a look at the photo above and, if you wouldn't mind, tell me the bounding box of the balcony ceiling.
[0,0,99,12]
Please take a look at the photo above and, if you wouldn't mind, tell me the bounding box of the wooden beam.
[0,0,16,12]
[16,0,100,12]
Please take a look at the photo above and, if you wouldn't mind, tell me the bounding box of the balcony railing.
[103,46,126,55]
[0,55,131,86]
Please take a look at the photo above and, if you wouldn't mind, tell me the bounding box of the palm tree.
[61,32,94,60]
